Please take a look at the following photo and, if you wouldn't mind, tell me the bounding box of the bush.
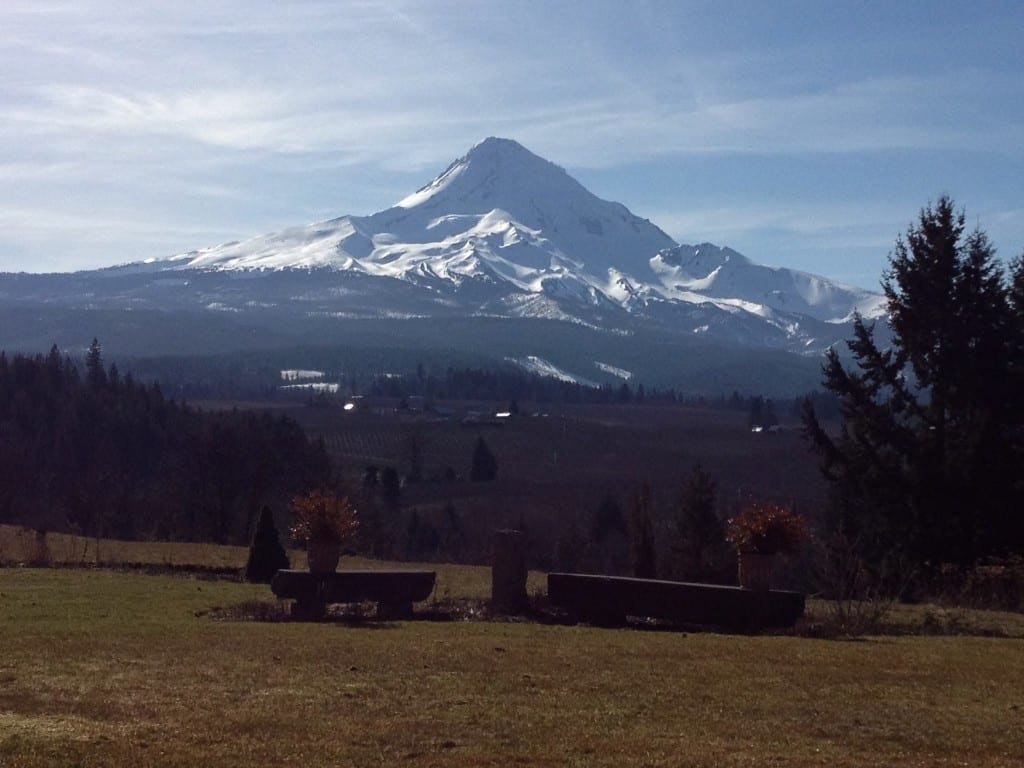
[244,506,290,583]
[808,530,913,637]
[933,558,1024,611]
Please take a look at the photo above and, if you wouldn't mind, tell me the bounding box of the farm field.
[286,400,828,515]
[2,532,1023,767]
[297,403,819,487]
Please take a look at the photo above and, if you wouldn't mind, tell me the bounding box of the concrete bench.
[271,569,436,620]
[547,572,804,632]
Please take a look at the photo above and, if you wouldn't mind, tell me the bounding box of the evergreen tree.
[379,466,401,509]
[803,197,1024,567]
[405,509,440,560]
[670,463,726,581]
[629,483,658,579]
[85,338,105,389]
[589,492,628,573]
[438,501,463,559]
[244,505,290,583]
[555,517,587,573]
[469,436,498,482]
[590,492,626,543]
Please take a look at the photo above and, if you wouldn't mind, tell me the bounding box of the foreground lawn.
[1,568,1022,767]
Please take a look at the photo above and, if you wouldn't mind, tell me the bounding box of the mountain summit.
[385,137,676,275]
[170,136,677,290]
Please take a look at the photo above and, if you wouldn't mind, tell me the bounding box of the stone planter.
[738,551,775,591]
[306,539,342,573]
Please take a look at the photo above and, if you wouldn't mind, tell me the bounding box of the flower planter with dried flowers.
[725,502,810,591]
[289,489,359,574]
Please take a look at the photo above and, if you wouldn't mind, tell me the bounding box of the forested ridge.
[0,342,331,545]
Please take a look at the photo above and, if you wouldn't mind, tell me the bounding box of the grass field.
[2,529,1023,766]
[0,525,545,600]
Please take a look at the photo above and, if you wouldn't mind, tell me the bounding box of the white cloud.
[0,1,1020,274]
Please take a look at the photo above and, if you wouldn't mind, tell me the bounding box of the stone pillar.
[491,529,527,614]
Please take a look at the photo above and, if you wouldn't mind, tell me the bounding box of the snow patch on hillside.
[507,355,597,387]
[595,361,632,380]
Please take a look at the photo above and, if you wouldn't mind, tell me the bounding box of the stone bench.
[547,572,804,632]
[271,569,436,620]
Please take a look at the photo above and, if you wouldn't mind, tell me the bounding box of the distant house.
[343,396,365,412]
[461,410,507,427]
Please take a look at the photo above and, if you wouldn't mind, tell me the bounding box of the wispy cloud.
[9,72,1016,171]
[0,1,1021,274]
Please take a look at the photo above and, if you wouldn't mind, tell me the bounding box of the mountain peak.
[466,136,535,158]
[388,137,676,274]
[395,136,571,212]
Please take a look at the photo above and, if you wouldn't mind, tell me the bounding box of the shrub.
[244,506,290,583]
[808,530,911,637]
[934,558,1024,611]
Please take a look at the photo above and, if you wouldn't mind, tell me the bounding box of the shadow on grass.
[204,594,1019,640]
[208,599,804,637]
[207,598,489,626]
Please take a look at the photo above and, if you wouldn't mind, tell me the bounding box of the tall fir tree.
[85,338,106,389]
[803,197,1024,567]
[670,463,725,582]
[469,436,498,482]
[630,483,658,579]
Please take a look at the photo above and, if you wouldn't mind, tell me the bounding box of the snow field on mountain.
[506,355,599,387]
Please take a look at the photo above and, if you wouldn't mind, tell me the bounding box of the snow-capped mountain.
[0,137,887,393]
[164,137,676,283]
[118,136,881,352]
[651,243,885,324]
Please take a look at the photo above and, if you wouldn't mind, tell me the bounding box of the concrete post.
[491,529,527,613]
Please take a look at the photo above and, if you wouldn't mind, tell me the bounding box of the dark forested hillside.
[0,344,332,545]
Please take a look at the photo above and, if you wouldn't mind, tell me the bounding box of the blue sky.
[2,0,1021,289]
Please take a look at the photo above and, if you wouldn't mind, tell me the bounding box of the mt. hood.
[0,138,886,389]
[131,137,883,350]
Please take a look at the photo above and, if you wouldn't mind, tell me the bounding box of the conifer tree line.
[803,197,1024,571]
[0,341,332,544]
[136,349,820,415]
[547,465,733,583]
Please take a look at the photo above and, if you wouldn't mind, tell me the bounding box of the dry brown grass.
[0,524,251,570]
[0,566,1022,767]
[0,524,545,600]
